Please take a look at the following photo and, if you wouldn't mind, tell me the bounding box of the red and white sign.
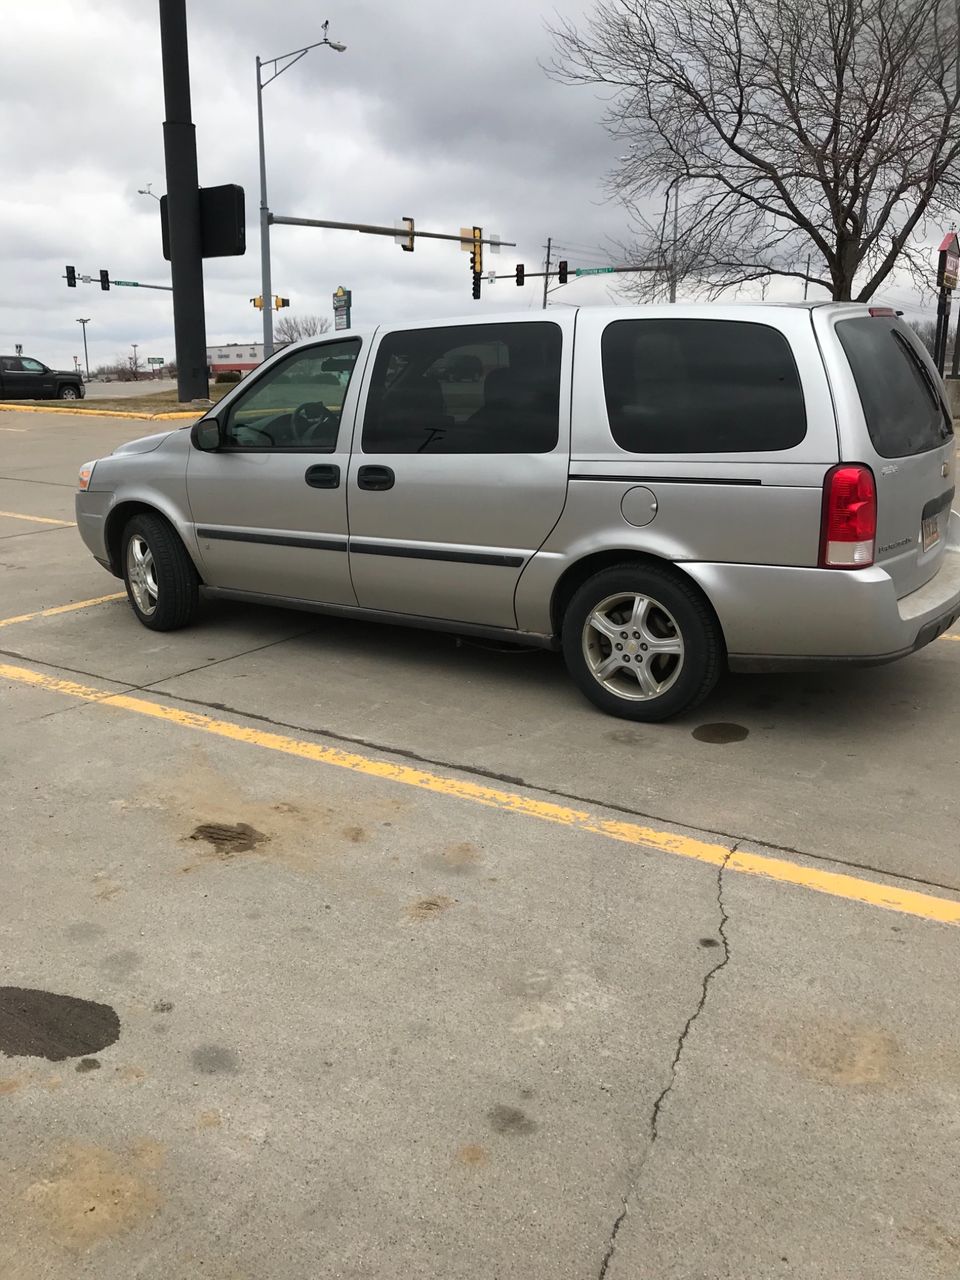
[937,231,959,290]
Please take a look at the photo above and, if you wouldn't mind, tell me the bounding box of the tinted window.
[836,318,953,458]
[602,319,806,453]
[223,339,361,450]
[0,357,20,372]
[362,322,562,454]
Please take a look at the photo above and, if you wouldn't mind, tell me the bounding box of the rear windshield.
[835,318,953,458]
[601,319,806,453]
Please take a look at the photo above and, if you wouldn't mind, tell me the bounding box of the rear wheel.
[121,513,199,631]
[59,385,80,400]
[562,564,723,721]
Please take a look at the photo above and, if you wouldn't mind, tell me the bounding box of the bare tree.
[274,313,332,345]
[549,0,960,301]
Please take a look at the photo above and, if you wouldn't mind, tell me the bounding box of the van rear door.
[818,310,955,598]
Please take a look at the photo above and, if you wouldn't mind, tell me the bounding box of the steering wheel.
[291,401,339,444]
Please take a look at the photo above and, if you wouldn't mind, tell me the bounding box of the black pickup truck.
[0,355,85,401]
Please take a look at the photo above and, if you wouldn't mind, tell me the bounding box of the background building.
[206,342,264,375]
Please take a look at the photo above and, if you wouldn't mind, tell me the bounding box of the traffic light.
[65,265,77,288]
[471,226,483,277]
[515,263,525,286]
[400,216,414,252]
[275,296,290,309]
[99,270,110,291]
[250,296,264,310]
[557,260,568,285]
[471,226,483,300]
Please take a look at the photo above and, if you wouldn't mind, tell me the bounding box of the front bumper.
[687,514,960,672]
[75,490,114,572]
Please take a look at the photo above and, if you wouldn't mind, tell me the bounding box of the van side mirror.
[192,417,222,451]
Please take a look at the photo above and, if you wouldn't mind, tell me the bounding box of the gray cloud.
[0,0,633,371]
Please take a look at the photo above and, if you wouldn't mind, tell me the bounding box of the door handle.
[304,464,340,489]
[357,465,395,492]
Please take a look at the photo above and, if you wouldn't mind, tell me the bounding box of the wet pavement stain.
[0,988,120,1062]
[75,1058,101,1073]
[191,1045,239,1074]
[692,722,750,744]
[699,937,721,948]
[487,1104,538,1136]
[152,1000,174,1014]
[189,821,268,858]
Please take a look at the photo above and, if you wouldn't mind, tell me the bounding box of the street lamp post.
[76,318,91,380]
[137,183,162,203]
[131,342,139,381]
[256,20,346,358]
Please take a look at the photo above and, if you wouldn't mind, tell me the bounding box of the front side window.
[222,339,361,450]
[21,358,44,373]
[602,319,807,453]
[362,322,562,454]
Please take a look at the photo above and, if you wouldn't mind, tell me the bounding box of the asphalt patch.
[0,987,120,1061]
[189,821,267,856]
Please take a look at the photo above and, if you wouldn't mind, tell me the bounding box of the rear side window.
[362,322,562,454]
[601,319,806,453]
[835,318,953,458]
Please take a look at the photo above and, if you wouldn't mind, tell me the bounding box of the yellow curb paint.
[0,593,125,629]
[0,402,199,421]
[0,510,75,527]
[1,658,959,927]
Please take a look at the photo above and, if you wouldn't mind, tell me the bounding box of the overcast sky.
[0,0,934,373]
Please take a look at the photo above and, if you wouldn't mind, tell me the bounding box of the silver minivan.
[76,304,960,721]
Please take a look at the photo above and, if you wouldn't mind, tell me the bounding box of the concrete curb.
[0,402,201,422]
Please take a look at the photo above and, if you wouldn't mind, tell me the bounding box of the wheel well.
[550,550,723,640]
[104,503,195,578]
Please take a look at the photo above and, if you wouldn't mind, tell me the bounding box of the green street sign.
[148,357,165,365]
[575,267,616,277]
[113,279,138,287]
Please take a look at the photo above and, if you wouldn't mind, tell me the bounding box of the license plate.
[922,515,941,552]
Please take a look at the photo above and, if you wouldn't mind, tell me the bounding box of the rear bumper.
[686,522,960,672]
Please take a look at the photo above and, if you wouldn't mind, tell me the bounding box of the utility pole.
[542,237,552,310]
[158,0,208,402]
[76,318,91,379]
[131,343,140,380]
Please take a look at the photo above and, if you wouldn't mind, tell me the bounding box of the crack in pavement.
[597,848,732,1280]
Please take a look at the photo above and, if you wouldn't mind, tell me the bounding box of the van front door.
[187,338,366,604]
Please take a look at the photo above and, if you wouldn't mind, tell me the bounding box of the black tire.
[59,385,80,400]
[561,563,724,722]
[121,512,199,631]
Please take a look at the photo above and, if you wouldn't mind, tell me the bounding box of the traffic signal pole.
[158,0,208,402]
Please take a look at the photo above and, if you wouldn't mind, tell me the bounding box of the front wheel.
[59,385,80,400]
[562,564,723,721]
[122,513,199,631]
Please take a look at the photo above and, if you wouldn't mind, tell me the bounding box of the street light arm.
[258,36,345,87]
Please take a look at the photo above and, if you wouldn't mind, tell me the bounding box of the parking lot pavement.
[3,410,960,1278]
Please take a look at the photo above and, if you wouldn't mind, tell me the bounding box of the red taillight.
[867,306,896,317]
[819,464,876,568]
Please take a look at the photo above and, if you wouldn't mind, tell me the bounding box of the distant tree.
[274,313,332,345]
[549,0,960,301]
[911,320,939,356]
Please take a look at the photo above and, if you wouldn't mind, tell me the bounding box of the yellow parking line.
[0,510,75,526]
[0,593,125,629]
[1,658,959,928]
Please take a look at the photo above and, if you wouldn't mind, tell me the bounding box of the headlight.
[77,461,97,491]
